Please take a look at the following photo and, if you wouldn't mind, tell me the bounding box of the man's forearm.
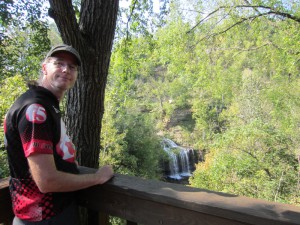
[77,166,97,174]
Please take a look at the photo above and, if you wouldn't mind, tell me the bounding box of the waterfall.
[162,138,193,180]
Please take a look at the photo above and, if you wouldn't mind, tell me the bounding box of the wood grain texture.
[77,173,300,225]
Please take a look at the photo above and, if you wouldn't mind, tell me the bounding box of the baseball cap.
[46,44,81,66]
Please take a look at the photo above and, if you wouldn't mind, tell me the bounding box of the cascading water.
[162,138,194,180]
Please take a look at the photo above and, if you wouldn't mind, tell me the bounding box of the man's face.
[42,52,79,93]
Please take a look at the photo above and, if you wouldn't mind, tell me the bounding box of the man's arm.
[27,153,113,193]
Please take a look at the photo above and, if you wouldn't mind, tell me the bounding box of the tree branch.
[126,0,138,40]
[187,7,221,34]
[198,12,269,42]
[187,4,300,36]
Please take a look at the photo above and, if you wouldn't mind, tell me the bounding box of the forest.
[1,0,300,208]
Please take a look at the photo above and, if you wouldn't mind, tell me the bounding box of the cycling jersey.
[4,85,79,221]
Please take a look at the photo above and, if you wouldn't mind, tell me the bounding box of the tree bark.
[48,0,119,168]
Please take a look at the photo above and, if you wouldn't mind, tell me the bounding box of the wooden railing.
[1,174,300,225]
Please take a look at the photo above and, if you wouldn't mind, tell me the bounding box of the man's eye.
[70,65,76,70]
[53,61,63,67]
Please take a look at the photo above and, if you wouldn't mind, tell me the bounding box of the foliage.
[0,150,9,178]
[185,0,300,205]
[0,0,50,80]
[190,120,299,204]
[0,75,27,138]
[102,33,171,179]
[0,75,27,178]
[101,86,164,179]
[116,0,169,40]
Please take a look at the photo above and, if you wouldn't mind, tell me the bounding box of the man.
[4,44,114,225]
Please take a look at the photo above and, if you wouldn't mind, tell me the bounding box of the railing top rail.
[78,174,300,225]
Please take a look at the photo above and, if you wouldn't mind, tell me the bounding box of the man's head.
[45,44,81,66]
[41,44,81,100]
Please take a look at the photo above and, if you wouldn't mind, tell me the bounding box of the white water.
[162,138,193,180]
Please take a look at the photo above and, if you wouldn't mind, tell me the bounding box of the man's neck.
[40,83,65,102]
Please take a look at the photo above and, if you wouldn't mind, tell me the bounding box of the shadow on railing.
[1,172,300,225]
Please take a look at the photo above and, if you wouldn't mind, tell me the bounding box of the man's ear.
[42,63,47,75]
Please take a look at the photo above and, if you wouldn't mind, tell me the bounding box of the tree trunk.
[48,0,119,168]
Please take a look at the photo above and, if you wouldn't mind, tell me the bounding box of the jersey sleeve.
[18,103,54,157]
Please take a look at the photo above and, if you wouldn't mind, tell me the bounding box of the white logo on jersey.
[26,104,47,124]
[56,120,76,162]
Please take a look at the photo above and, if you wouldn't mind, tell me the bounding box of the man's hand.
[95,165,114,184]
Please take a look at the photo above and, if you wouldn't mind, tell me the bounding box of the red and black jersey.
[4,85,79,221]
